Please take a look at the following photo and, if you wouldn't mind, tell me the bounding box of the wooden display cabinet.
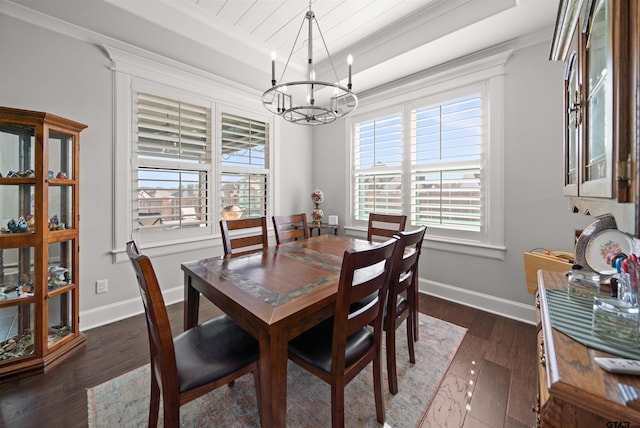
[550,0,640,236]
[0,107,87,380]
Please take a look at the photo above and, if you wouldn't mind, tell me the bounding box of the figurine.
[16,217,28,233]
[56,171,67,179]
[48,215,59,231]
[26,214,35,231]
[48,266,69,288]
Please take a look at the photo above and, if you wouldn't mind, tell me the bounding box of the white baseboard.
[79,286,185,331]
[80,279,537,332]
[420,278,536,325]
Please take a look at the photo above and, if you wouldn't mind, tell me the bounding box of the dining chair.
[383,226,426,395]
[272,213,309,244]
[220,216,269,256]
[367,213,407,241]
[126,241,262,428]
[287,238,398,428]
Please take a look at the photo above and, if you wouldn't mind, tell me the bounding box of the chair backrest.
[272,213,309,244]
[367,213,407,241]
[331,238,398,373]
[125,241,179,394]
[220,217,269,256]
[389,226,426,306]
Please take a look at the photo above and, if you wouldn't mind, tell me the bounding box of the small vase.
[311,189,325,226]
[312,206,324,226]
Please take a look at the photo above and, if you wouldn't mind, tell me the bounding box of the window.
[350,59,506,258]
[220,112,269,219]
[410,94,482,231]
[135,93,211,233]
[353,112,403,220]
[131,95,272,246]
[108,45,274,259]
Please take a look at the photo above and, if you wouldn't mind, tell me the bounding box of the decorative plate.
[575,214,633,275]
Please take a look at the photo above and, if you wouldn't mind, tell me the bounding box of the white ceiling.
[5,0,560,93]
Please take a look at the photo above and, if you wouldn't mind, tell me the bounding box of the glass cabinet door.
[47,130,75,231]
[564,32,581,196]
[0,124,36,234]
[581,0,613,197]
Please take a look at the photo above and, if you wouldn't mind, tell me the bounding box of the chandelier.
[261,4,358,125]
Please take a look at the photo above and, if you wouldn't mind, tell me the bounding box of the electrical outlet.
[96,279,108,294]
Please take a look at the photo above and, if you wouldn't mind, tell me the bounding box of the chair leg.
[148,374,160,428]
[162,396,181,428]
[373,350,385,424]
[386,324,399,395]
[331,383,346,428]
[407,315,416,364]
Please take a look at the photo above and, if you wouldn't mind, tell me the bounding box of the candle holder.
[311,189,325,226]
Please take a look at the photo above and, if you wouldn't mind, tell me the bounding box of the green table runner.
[545,289,640,360]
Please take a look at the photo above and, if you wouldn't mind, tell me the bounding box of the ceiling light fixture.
[261,3,358,125]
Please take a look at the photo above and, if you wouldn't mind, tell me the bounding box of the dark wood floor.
[0,294,537,428]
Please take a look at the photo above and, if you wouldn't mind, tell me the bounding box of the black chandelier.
[261,4,358,125]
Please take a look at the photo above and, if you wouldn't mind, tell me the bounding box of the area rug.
[87,314,466,427]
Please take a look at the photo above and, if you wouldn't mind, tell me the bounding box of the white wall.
[0,13,314,329]
[313,38,594,324]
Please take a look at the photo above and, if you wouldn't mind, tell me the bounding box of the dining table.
[181,234,387,427]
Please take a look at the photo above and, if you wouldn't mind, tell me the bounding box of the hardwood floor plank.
[466,359,511,428]
[462,414,492,428]
[420,372,469,428]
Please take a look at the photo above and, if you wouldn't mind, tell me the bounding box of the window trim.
[107,45,274,262]
[346,51,509,259]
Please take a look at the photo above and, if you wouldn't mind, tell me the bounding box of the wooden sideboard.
[536,270,640,427]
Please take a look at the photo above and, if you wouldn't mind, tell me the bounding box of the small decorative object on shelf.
[311,189,325,226]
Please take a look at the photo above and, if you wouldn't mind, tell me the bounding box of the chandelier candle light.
[262,3,358,125]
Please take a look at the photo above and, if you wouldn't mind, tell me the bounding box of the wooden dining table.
[181,234,383,427]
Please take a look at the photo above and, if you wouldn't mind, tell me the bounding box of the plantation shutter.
[353,113,403,221]
[135,93,211,230]
[220,112,269,218]
[410,94,482,231]
[137,93,210,162]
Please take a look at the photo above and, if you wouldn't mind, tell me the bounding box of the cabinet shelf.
[0,106,86,380]
[0,178,36,185]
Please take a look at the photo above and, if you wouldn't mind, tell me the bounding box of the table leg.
[258,330,288,428]
[183,273,200,330]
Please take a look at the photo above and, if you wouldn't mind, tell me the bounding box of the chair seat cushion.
[174,315,259,392]
[288,318,373,373]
